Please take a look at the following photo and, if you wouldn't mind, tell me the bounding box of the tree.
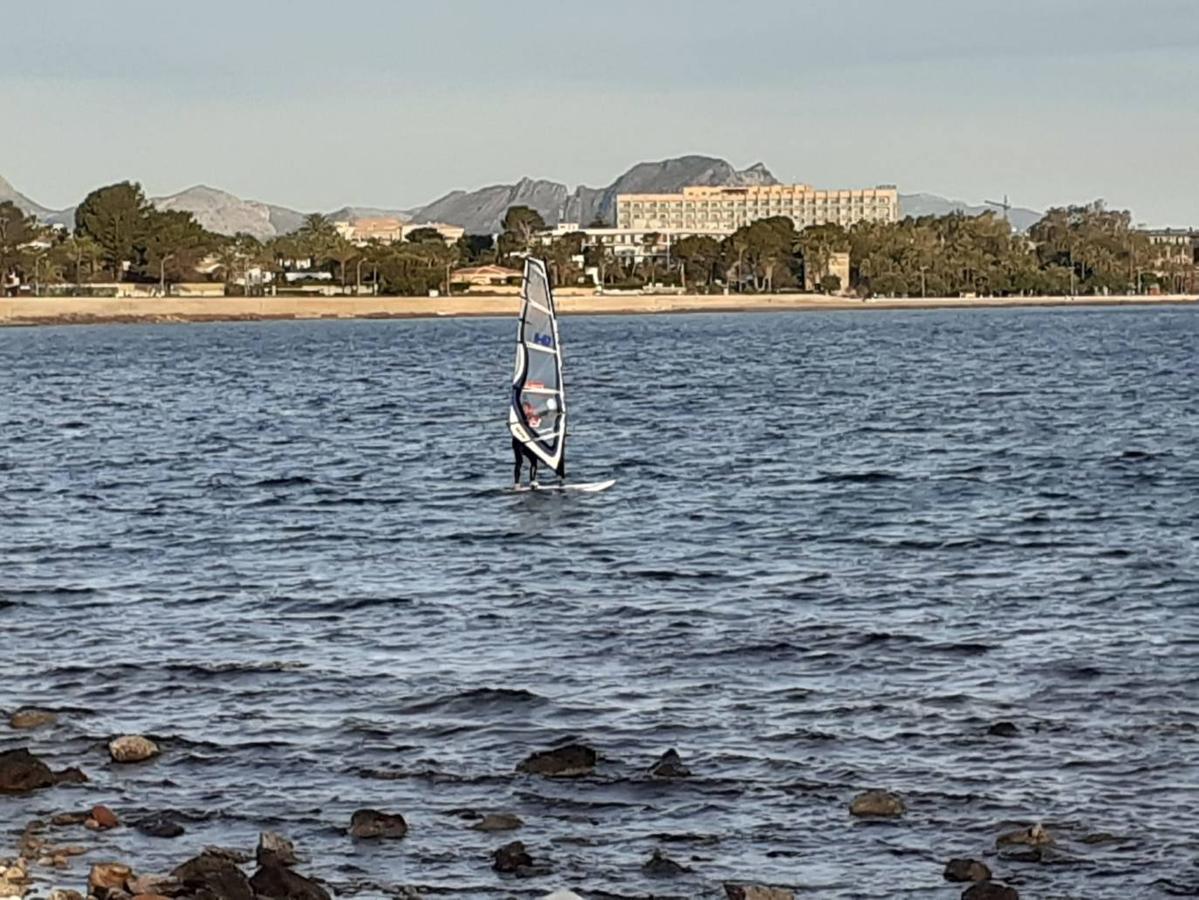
[456,233,495,265]
[798,223,849,289]
[672,235,722,289]
[820,273,842,293]
[137,209,212,290]
[0,201,39,289]
[75,182,151,280]
[52,233,105,293]
[498,205,546,258]
[405,227,445,244]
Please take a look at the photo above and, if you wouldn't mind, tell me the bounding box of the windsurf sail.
[509,257,566,474]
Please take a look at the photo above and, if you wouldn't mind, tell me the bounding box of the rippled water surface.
[2,307,1198,899]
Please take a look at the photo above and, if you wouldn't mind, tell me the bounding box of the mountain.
[1,174,75,227]
[325,206,414,224]
[410,156,780,233]
[900,192,1042,231]
[150,185,307,241]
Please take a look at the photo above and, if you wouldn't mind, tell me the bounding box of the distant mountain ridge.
[899,192,1041,232]
[3,158,1045,237]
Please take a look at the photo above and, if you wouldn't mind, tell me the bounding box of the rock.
[125,875,177,896]
[997,823,1053,846]
[88,862,133,897]
[849,789,906,817]
[0,749,56,793]
[987,721,1019,737]
[91,805,120,830]
[642,849,690,876]
[962,883,1019,900]
[51,812,90,827]
[944,858,992,882]
[648,749,692,778]
[541,892,585,900]
[48,891,84,900]
[108,736,159,763]
[201,846,252,864]
[348,809,408,840]
[517,743,597,778]
[0,857,31,899]
[257,831,297,867]
[724,885,795,900]
[470,813,523,833]
[493,841,533,873]
[171,851,254,900]
[135,815,184,839]
[130,895,172,900]
[249,861,330,900]
[8,709,57,730]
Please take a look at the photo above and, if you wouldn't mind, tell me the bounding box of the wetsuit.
[512,436,539,486]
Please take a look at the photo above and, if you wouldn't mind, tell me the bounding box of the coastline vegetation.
[0,182,1191,299]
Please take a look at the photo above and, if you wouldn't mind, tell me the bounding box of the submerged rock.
[172,851,253,900]
[135,815,184,839]
[541,891,585,900]
[724,885,795,900]
[997,823,1053,847]
[470,813,523,832]
[492,840,549,876]
[126,874,178,896]
[517,743,597,778]
[642,849,690,876]
[250,860,330,900]
[493,840,533,873]
[348,809,408,840]
[944,858,992,882]
[9,709,58,730]
[0,749,84,794]
[48,891,84,900]
[962,882,1019,900]
[50,812,90,827]
[258,830,298,866]
[108,735,159,763]
[648,749,692,778]
[849,789,906,818]
[987,722,1020,737]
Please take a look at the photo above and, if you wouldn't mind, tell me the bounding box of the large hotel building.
[615,183,899,232]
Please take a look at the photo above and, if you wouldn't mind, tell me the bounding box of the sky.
[3,0,1197,225]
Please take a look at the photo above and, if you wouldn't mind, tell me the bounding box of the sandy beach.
[0,291,1195,327]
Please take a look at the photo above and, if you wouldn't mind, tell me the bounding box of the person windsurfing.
[509,258,567,489]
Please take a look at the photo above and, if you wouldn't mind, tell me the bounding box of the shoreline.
[0,292,1194,328]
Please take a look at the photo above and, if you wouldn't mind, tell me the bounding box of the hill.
[900,192,1041,232]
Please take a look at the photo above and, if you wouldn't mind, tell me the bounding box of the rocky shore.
[0,723,1048,899]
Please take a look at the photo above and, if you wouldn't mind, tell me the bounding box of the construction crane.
[985,195,1012,224]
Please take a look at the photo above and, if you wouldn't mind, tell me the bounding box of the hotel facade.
[615,184,900,232]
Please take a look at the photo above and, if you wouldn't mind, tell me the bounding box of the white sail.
[508,258,566,474]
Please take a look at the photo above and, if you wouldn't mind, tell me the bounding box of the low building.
[538,223,732,264]
[334,218,465,246]
[451,264,522,286]
[616,183,899,232]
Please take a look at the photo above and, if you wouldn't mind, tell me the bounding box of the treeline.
[1,181,1189,298]
[0,182,504,297]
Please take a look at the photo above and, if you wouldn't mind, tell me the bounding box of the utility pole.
[985,195,1012,225]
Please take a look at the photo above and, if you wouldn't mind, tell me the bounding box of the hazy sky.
[3,0,1197,225]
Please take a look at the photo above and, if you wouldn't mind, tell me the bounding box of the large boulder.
[997,823,1053,846]
[249,861,330,900]
[171,851,254,900]
[517,743,597,778]
[642,849,690,876]
[0,749,84,794]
